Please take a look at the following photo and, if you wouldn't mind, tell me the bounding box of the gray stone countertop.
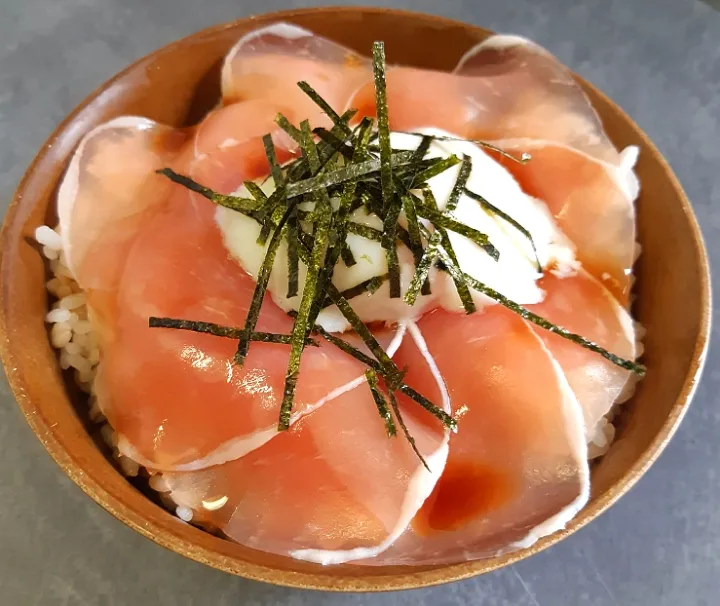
[0,1,718,604]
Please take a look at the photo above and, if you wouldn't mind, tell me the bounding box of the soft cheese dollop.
[216,128,577,332]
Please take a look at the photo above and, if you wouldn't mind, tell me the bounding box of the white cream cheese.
[216,128,577,332]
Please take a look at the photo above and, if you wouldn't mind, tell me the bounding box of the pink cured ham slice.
[457,35,639,302]
[57,117,188,292]
[346,34,638,301]
[221,23,372,130]
[527,270,636,440]
[362,306,588,565]
[159,328,449,564]
[491,140,638,303]
[58,103,405,471]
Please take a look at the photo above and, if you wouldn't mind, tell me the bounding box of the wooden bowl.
[0,7,711,592]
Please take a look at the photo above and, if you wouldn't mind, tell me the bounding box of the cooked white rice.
[35,223,631,525]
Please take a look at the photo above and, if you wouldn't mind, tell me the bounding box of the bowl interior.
[0,7,710,592]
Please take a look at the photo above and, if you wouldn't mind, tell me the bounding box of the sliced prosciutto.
[346,34,638,302]
[527,270,636,439]
[59,102,402,471]
[159,331,449,564]
[221,23,371,129]
[363,306,589,565]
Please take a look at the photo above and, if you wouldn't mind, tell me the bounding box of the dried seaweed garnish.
[257,186,288,246]
[286,151,414,198]
[435,248,645,375]
[306,119,369,327]
[274,113,303,143]
[286,207,300,297]
[300,120,322,175]
[419,187,477,314]
[388,389,429,471]
[279,128,334,430]
[310,321,456,430]
[404,229,442,307]
[418,205,498,261]
[372,41,394,213]
[263,134,284,188]
[285,109,357,182]
[346,222,383,241]
[464,188,542,272]
[244,180,269,204]
[382,199,402,298]
[298,80,352,136]
[365,370,397,437]
[235,202,296,365]
[372,41,403,299]
[445,154,472,213]
[410,155,462,185]
[148,317,318,346]
[156,168,262,215]
[340,243,357,267]
[322,274,389,307]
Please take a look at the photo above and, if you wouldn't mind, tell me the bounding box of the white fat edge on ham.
[221,23,313,94]
[216,128,577,332]
[117,323,409,473]
[577,269,638,442]
[289,319,452,565]
[505,331,590,552]
[491,137,641,271]
[57,116,161,278]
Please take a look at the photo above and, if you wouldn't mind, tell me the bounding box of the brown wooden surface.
[0,6,711,592]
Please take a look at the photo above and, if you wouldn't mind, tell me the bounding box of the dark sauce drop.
[414,460,516,535]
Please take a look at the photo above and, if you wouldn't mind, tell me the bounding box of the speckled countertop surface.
[1,1,718,604]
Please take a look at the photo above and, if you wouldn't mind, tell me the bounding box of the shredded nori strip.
[382,198,402,299]
[279,128,333,430]
[372,41,394,213]
[365,370,397,437]
[388,389,430,471]
[274,113,303,143]
[322,274,389,308]
[340,243,357,267]
[464,188,542,272]
[263,134,284,187]
[306,119,369,328]
[300,120,322,175]
[244,180,269,204]
[286,207,300,297]
[257,185,288,246]
[404,229,442,307]
[156,168,262,215]
[346,222,383,242]
[148,317,317,346]
[372,43,402,299]
[410,155,462,185]
[435,248,645,375]
[417,204,499,262]
[235,201,295,365]
[286,151,414,198]
[310,321,456,430]
[298,80,352,136]
[445,154,472,213]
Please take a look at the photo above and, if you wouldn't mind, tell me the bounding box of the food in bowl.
[34,23,645,566]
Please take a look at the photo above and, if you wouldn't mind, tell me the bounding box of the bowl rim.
[0,5,712,592]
